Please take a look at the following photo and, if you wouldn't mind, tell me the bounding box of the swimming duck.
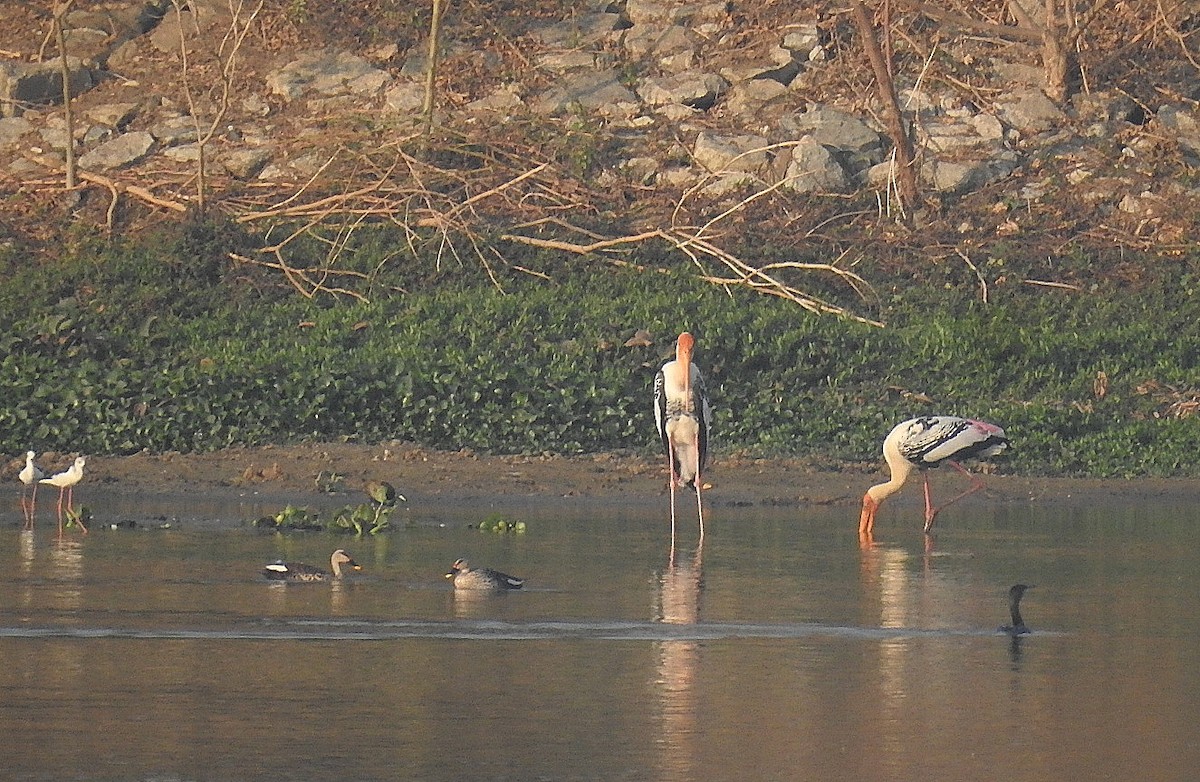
[445,558,524,590]
[262,549,361,582]
[999,583,1033,635]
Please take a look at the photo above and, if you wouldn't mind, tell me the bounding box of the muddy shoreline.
[16,443,1197,525]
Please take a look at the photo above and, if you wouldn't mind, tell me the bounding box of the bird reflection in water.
[653,540,704,782]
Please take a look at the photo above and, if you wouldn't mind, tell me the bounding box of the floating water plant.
[475,515,527,534]
[65,504,92,531]
[253,504,323,531]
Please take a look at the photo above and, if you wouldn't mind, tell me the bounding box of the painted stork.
[18,451,44,529]
[858,416,1009,536]
[654,332,712,548]
[40,456,87,533]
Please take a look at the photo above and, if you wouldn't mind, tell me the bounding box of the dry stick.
[30,154,188,212]
[904,0,1041,44]
[851,2,918,210]
[501,227,882,326]
[172,0,265,214]
[1157,0,1200,71]
[52,0,76,191]
[423,0,444,137]
[954,247,989,304]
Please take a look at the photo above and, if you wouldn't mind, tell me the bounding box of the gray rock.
[221,147,272,180]
[533,12,624,47]
[383,82,425,115]
[162,143,201,163]
[723,79,789,116]
[621,24,697,71]
[693,131,769,174]
[149,3,228,55]
[924,160,992,194]
[82,125,113,145]
[464,86,526,115]
[78,130,155,170]
[537,50,607,72]
[699,171,766,197]
[267,51,390,101]
[637,72,727,109]
[0,117,34,147]
[0,59,96,118]
[84,102,140,129]
[149,115,198,146]
[62,28,112,63]
[1156,106,1200,157]
[780,107,884,172]
[532,69,638,115]
[781,25,822,58]
[625,0,725,26]
[995,88,1065,133]
[780,136,849,193]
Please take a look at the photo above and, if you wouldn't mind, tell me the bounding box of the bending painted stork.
[858,416,1009,536]
[654,332,712,548]
[18,451,44,529]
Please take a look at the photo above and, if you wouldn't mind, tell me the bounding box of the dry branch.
[30,154,188,214]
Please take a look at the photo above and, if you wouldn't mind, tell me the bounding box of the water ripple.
[0,618,1053,642]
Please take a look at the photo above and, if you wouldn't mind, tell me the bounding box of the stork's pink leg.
[922,472,936,531]
[667,441,678,563]
[923,461,986,533]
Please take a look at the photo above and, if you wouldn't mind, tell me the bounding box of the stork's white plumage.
[40,456,87,534]
[859,416,1009,536]
[18,451,43,529]
[654,332,711,549]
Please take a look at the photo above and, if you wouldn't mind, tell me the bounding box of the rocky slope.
[1,0,1197,266]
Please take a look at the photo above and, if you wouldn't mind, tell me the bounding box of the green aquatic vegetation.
[475,515,527,533]
[1,222,1198,477]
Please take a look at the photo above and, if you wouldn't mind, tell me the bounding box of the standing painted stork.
[858,416,1009,536]
[18,451,44,529]
[40,456,87,534]
[654,332,712,549]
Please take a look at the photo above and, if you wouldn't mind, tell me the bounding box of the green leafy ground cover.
[1,221,1197,478]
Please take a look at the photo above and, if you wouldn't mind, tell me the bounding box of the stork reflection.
[653,539,704,782]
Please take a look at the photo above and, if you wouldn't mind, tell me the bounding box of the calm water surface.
[2,489,1199,781]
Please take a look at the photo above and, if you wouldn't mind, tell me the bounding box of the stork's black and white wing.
[897,416,1009,467]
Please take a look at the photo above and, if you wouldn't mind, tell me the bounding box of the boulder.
[0,59,96,118]
[78,130,155,170]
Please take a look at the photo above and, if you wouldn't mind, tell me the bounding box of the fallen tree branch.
[30,154,188,213]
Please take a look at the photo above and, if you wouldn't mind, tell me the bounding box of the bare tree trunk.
[53,0,76,191]
[851,2,918,210]
[1041,0,1068,102]
[423,0,444,136]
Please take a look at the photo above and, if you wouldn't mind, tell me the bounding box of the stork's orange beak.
[858,493,879,536]
[677,332,695,393]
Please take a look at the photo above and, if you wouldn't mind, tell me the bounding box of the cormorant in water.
[999,583,1033,635]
